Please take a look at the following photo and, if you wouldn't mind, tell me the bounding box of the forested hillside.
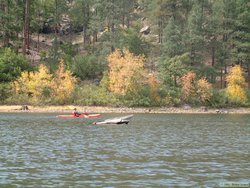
[0,0,249,107]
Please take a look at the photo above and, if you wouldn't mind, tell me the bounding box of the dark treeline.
[0,0,249,107]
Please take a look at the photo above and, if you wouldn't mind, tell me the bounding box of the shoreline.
[0,105,250,114]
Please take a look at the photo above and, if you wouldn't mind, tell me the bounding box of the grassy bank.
[1,105,250,114]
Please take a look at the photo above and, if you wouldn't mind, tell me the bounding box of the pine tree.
[160,53,190,88]
[70,0,92,45]
[230,0,250,87]
[162,17,184,58]
[186,2,204,66]
[22,0,30,54]
[0,0,22,48]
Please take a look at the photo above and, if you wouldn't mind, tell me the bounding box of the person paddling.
[73,108,81,117]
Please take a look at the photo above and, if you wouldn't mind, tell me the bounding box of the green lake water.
[0,113,249,187]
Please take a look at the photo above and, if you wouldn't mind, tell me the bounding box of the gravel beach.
[0,105,250,114]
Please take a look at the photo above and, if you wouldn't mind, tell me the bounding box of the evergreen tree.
[48,0,69,67]
[186,2,204,66]
[162,17,184,58]
[70,0,93,45]
[216,0,238,88]
[230,0,250,86]
[0,0,22,48]
[22,0,31,54]
[160,53,190,88]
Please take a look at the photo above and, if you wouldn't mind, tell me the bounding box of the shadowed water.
[0,113,249,187]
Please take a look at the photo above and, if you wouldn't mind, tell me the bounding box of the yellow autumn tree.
[51,59,76,104]
[147,73,160,104]
[181,71,197,102]
[12,71,30,95]
[29,64,53,100]
[197,78,213,104]
[181,72,213,104]
[107,49,146,96]
[226,65,247,104]
[12,64,53,102]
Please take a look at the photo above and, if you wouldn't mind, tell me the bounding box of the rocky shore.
[0,105,250,114]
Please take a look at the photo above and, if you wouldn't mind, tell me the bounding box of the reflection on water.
[0,113,249,187]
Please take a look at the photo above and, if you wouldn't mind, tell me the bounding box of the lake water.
[0,113,249,187]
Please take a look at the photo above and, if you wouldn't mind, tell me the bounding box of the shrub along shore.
[0,105,250,114]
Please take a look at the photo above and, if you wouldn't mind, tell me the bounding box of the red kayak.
[56,113,101,118]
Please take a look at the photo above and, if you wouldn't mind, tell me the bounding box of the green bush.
[120,29,150,56]
[121,85,156,107]
[72,55,102,80]
[0,48,33,82]
[159,86,182,107]
[208,89,228,108]
[246,89,250,106]
[5,94,31,105]
[0,83,11,104]
[123,96,151,107]
[72,84,120,106]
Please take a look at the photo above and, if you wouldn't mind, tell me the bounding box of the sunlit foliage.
[181,71,197,102]
[181,71,213,104]
[147,73,160,104]
[107,49,146,96]
[12,64,53,102]
[226,65,247,104]
[52,60,76,104]
[197,78,213,104]
[12,61,76,104]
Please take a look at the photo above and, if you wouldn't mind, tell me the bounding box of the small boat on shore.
[93,115,133,125]
[57,113,101,118]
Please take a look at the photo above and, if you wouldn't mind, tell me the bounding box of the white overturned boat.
[93,115,133,125]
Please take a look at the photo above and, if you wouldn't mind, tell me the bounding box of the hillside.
[0,0,249,107]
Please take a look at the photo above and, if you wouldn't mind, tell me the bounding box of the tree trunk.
[1,2,10,47]
[122,14,125,27]
[158,18,163,43]
[127,17,130,28]
[93,31,97,43]
[22,0,30,54]
[248,64,250,89]
[82,2,90,46]
[220,68,223,89]
[224,64,227,87]
[211,42,215,82]
[37,32,40,51]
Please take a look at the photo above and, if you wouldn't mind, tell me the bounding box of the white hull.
[94,115,133,125]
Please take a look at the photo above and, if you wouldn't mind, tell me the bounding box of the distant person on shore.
[20,105,29,111]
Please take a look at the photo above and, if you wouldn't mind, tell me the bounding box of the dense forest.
[0,0,249,107]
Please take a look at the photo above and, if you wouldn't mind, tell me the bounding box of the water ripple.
[0,113,249,187]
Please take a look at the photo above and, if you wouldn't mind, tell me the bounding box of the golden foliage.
[107,49,146,95]
[28,64,53,99]
[12,72,30,94]
[226,65,247,104]
[12,64,53,101]
[181,72,213,104]
[197,78,213,103]
[51,59,76,103]
[147,73,160,103]
[12,60,76,104]
[181,71,196,101]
